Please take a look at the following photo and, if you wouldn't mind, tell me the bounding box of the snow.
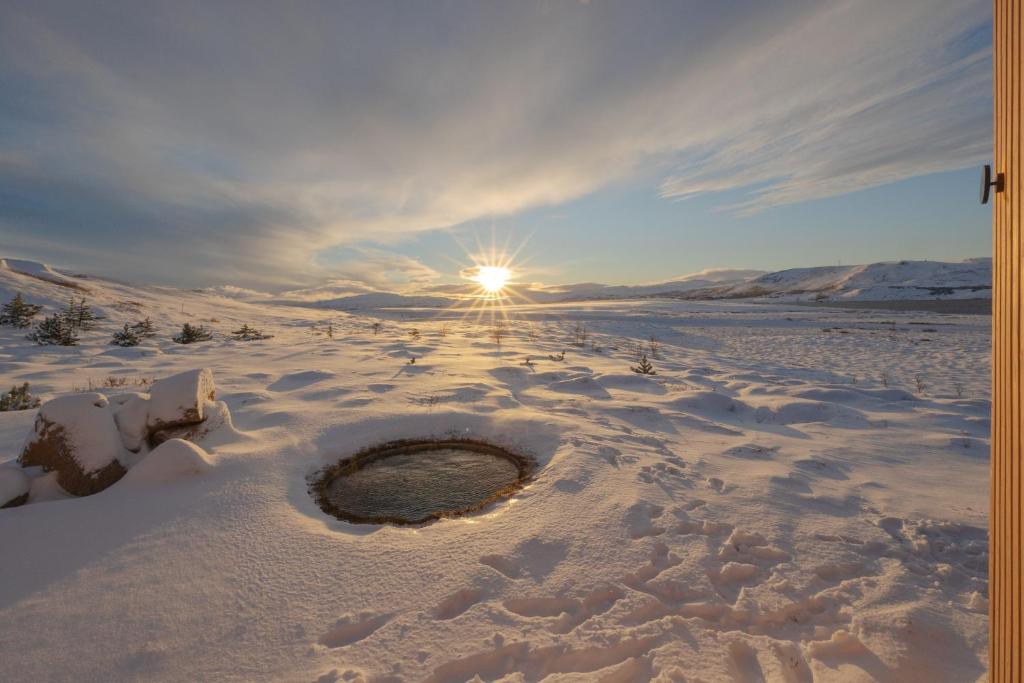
[119,438,212,485]
[0,466,30,506]
[112,393,151,452]
[0,258,86,290]
[0,259,991,681]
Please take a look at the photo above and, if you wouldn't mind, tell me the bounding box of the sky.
[0,0,993,292]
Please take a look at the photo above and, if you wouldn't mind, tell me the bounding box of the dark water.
[324,448,521,522]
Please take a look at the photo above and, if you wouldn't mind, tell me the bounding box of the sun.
[472,265,511,294]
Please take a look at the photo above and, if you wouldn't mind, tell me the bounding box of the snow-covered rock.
[147,368,216,432]
[18,393,127,496]
[112,394,151,453]
[149,400,236,448]
[120,439,212,485]
[0,467,31,508]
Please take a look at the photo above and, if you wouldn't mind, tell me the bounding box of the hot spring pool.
[313,440,533,525]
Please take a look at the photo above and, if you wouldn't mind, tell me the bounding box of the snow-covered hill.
[674,258,992,302]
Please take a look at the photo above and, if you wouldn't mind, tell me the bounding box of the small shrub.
[631,354,656,375]
[407,356,416,365]
[954,382,965,399]
[0,383,41,411]
[326,322,335,340]
[66,296,96,331]
[490,324,506,345]
[522,357,535,368]
[438,325,449,338]
[648,335,660,359]
[173,322,213,344]
[372,322,383,335]
[409,328,421,341]
[131,317,156,338]
[231,324,271,341]
[914,374,926,395]
[880,371,890,388]
[0,293,42,328]
[570,322,588,347]
[111,323,141,347]
[548,350,565,362]
[28,312,79,346]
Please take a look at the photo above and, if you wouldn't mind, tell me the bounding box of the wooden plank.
[993,1,1023,679]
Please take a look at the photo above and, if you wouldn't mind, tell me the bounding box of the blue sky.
[0,1,993,292]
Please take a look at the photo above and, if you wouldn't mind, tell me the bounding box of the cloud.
[0,0,990,287]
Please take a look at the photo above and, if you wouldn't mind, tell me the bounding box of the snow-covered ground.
[0,262,990,681]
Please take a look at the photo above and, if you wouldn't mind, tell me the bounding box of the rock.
[147,368,216,433]
[0,467,31,508]
[18,393,127,496]
[149,400,234,448]
[120,439,212,486]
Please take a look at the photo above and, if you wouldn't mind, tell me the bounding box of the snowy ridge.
[675,258,992,302]
[0,258,89,291]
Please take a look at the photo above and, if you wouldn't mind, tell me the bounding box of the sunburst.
[440,229,539,326]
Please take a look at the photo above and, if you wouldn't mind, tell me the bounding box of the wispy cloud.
[0,0,990,287]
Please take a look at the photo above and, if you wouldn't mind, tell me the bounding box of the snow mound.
[120,439,212,486]
[0,467,31,508]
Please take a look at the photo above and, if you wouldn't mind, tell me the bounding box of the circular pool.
[312,439,534,525]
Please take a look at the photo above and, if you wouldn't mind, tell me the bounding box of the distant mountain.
[297,292,453,310]
[528,268,766,301]
[1,256,992,313]
[668,258,992,302]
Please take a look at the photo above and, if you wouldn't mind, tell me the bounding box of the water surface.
[324,448,521,523]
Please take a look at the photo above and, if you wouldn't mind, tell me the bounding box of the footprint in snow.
[317,613,391,648]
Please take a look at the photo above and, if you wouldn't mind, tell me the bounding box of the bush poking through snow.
[173,322,213,344]
[111,323,141,347]
[631,354,657,375]
[371,322,383,335]
[0,293,42,328]
[490,324,505,345]
[231,324,271,341]
[648,335,660,359]
[66,296,96,331]
[571,322,588,346]
[548,350,565,362]
[131,317,156,338]
[28,312,79,346]
[0,383,41,411]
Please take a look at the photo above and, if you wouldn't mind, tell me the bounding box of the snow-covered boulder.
[112,393,151,452]
[18,393,127,496]
[0,467,31,508]
[149,400,234,448]
[147,368,216,432]
[120,439,212,486]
